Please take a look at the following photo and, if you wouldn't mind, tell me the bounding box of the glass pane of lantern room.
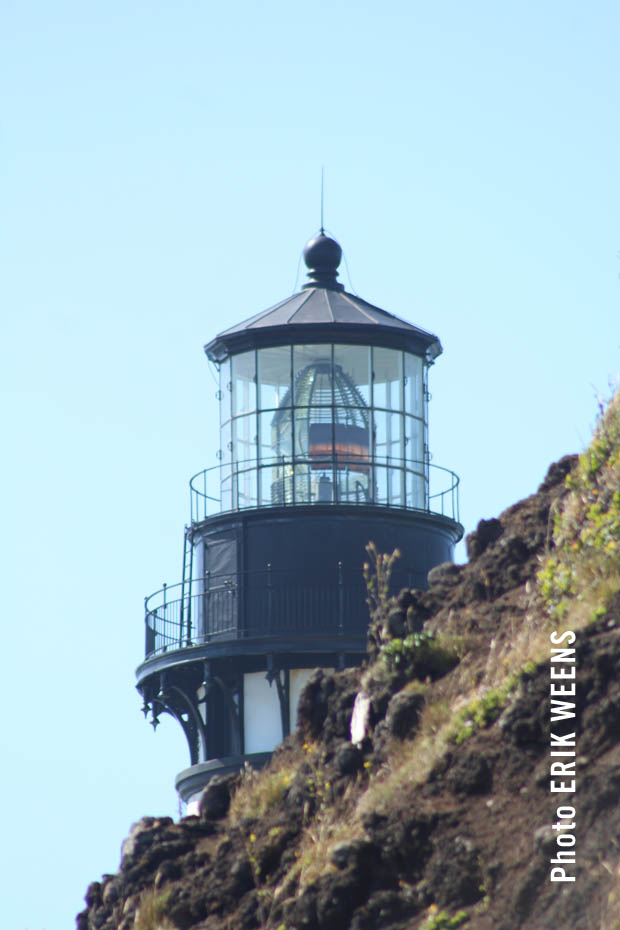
[262,408,292,506]
[388,412,404,461]
[265,408,292,460]
[334,412,370,473]
[296,406,332,503]
[374,465,388,505]
[374,410,387,465]
[404,415,425,509]
[258,464,273,506]
[219,358,232,423]
[232,413,257,468]
[231,351,256,416]
[293,345,332,406]
[259,410,281,464]
[221,475,233,512]
[297,405,333,459]
[404,353,424,418]
[219,420,232,512]
[236,465,258,509]
[333,345,370,406]
[406,469,425,509]
[388,466,404,507]
[221,419,232,469]
[294,463,314,504]
[374,410,403,465]
[335,462,370,504]
[404,415,424,464]
[258,347,291,411]
[373,348,403,410]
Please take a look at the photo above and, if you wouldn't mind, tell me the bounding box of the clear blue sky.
[2,2,618,928]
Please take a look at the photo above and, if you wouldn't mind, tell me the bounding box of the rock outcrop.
[77,429,620,930]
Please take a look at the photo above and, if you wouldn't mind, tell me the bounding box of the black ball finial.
[302,233,344,291]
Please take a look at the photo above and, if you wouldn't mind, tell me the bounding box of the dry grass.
[133,889,174,930]
[600,860,620,930]
[289,744,363,891]
[229,743,363,897]
[479,595,552,692]
[268,745,366,896]
[229,761,295,825]
[356,731,444,819]
[294,799,363,891]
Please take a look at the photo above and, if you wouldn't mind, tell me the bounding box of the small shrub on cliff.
[379,631,459,679]
[363,541,400,616]
[364,542,460,682]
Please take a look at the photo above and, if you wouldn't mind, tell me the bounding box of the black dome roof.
[205,234,442,363]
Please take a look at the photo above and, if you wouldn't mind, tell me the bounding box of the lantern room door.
[199,534,239,639]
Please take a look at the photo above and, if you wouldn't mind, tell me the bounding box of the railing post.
[180,533,187,647]
[204,571,210,640]
[267,563,273,635]
[144,596,150,656]
[186,542,194,646]
[186,581,193,649]
[338,561,344,635]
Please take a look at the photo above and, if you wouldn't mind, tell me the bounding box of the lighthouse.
[136,232,462,809]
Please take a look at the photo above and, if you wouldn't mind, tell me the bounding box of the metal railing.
[143,565,424,660]
[189,457,460,523]
[428,463,461,521]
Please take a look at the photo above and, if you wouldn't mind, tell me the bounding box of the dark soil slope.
[78,452,620,930]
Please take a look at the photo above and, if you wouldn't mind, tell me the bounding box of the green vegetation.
[379,630,459,678]
[363,541,459,681]
[449,673,521,744]
[420,906,469,929]
[538,391,620,627]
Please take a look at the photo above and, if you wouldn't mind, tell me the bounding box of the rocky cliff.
[78,394,620,930]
